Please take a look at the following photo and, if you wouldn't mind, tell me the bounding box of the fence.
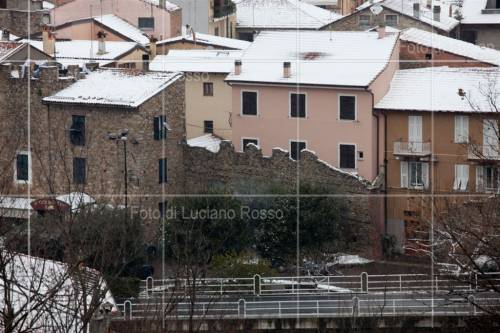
[115,294,500,320]
[138,272,500,297]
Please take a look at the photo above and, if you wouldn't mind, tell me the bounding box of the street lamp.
[108,129,129,211]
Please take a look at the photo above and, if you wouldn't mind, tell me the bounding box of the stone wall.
[0,8,50,36]
[183,143,384,258]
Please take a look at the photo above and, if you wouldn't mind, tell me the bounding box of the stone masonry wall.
[0,8,49,36]
[183,143,384,258]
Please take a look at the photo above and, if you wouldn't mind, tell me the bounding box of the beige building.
[151,49,241,140]
[155,31,250,55]
[376,67,500,253]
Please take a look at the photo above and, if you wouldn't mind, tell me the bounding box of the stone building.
[0,0,51,36]
[0,65,186,215]
[323,0,459,37]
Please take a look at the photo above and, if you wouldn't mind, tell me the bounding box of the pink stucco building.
[226,30,400,181]
[51,0,182,40]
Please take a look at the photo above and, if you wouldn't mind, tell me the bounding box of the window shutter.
[422,163,429,189]
[154,117,160,140]
[400,161,408,188]
[476,166,484,192]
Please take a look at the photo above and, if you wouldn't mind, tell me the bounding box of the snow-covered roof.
[226,30,398,87]
[151,50,243,73]
[56,192,96,211]
[235,0,342,29]
[26,39,140,67]
[460,0,500,24]
[302,0,338,6]
[0,41,24,62]
[94,14,150,45]
[44,69,183,108]
[187,134,223,153]
[400,28,500,66]
[157,32,251,50]
[43,1,55,9]
[376,67,500,112]
[357,0,459,32]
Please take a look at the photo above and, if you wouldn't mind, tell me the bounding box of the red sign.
[30,198,71,212]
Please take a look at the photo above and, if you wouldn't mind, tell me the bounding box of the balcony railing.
[468,145,500,160]
[393,141,431,156]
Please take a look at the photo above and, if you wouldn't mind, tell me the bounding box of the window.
[154,115,167,140]
[242,138,259,151]
[385,14,398,26]
[15,152,30,183]
[339,95,356,120]
[214,27,219,36]
[453,164,469,191]
[158,201,168,218]
[138,17,155,29]
[476,166,499,193]
[359,14,371,26]
[290,93,306,118]
[204,120,214,134]
[73,157,86,185]
[454,115,469,143]
[159,158,168,183]
[483,119,499,158]
[401,161,428,189]
[241,91,258,116]
[339,144,356,169]
[70,115,85,146]
[425,53,432,60]
[408,115,423,152]
[203,82,214,96]
[290,141,306,160]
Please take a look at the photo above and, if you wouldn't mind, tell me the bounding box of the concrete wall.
[185,72,232,140]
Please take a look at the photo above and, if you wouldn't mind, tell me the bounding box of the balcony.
[393,141,431,157]
[468,145,500,161]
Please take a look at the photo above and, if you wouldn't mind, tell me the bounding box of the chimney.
[42,25,55,56]
[97,30,107,55]
[159,0,166,8]
[283,61,291,78]
[234,60,242,75]
[377,24,386,39]
[1,29,9,41]
[149,36,157,60]
[449,5,453,17]
[433,5,441,22]
[426,0,432,9]
[413,2,420,18]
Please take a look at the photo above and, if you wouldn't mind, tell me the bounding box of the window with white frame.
[14,151,30,183]
[401,161,428,189]
[453,164,469,191]
[454,115,469,143]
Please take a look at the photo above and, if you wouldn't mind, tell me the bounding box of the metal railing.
[468,145,500,160]
[115,295,500,320]
[138,272,500,298]
[393,141,431,156]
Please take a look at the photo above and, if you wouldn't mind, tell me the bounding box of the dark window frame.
[73,157,86,185]
[70,115,85,146]
[154,115,167,140]
[204,120,214,134]
[203,82,214,96]
[138,17,155,29]
[241,91,258,116]
[290,93,306,118]
[159,158,168,184]
[242,138,259,151]
[290,140,307,161]
[339,95,356,121]
[15,153,29,182]
[339,144,356,169]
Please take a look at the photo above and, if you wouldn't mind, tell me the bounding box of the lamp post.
[108,130,129,211]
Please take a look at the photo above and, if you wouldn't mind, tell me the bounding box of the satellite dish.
[371,4,383,15]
